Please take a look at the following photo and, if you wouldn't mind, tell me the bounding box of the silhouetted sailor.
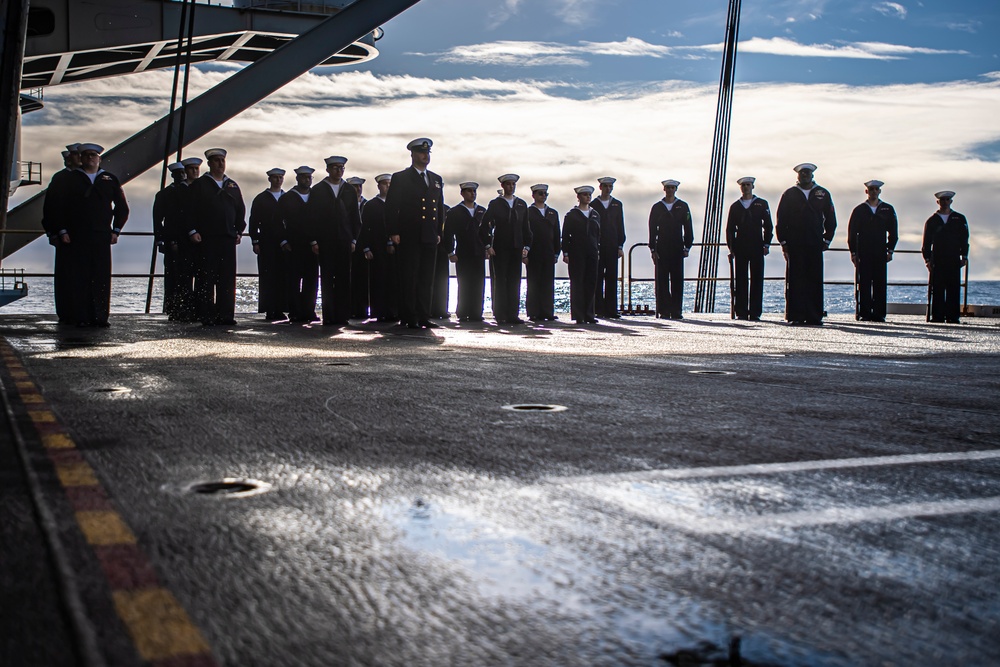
[525,184,560,322]
[431,201,452,320]
[346,176,370,320]
[592,176,625,318]
[249,167,288,321]
[848,179,898,322]
[360,173,398,322]
[563,185,601,324]
[189,147,246,327]
[308,156,361,326]
[384,138,445,329]
[152,161,189,320]
[171,156,202,322]
[922,190,969,324]
[443,182,487,323]
[481,173,531,325]
[725,176,772,321]
[648,179,693,319]
[776,163,836,325]
[41,143,81,323]
[280,166,319,323]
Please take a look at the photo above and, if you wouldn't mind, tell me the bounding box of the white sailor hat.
[266,168,286,177]
[61,150,70,159]
[864,179,884,188]
[737,176,756,185]
[498,173,519,184]
[346,176,365,186]
[375,173,392,183]
[204,148,227,159]
[934,190,956,199]
[294,165,315,175]
[65,143,81,153]
[79,143,104,155]
[597,177,616,185]
[324,155,347,166]
[793,162,817,173]
[407,137,433,152]
[530,184,549,193]
[661,179,680,187]
[459,181,479,190]
[167,162,185,172]
[574,185,595,195]
[181,157,203,167]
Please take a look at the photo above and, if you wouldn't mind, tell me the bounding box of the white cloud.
[693,37,967,60]
[412,37,675,67]
[873,2,907,19]
[12,69,1000,280]
[946,20,981,34]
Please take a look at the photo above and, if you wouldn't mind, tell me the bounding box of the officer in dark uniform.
[249,167,288,321]
[307,156,361,326]
[360,173,398,322]
[280,166,318,323]
[480,174,531,325]
[152,162,189,320]
[346,176,370,320]
[443,182,487,323]
[385,138,446,329]
[922,190,969,324]
[563,185,601,325]
[58,143,130,327]
[525,184,560,322]
[725,176,773,320]
[848,179,898,322]
[592,176,625,318]
[188,147,246,327]
[776,163,837,325]
[42,143,81,323]
[648,179,693,319]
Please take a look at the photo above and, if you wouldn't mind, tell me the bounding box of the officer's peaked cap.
[407,138,433,152]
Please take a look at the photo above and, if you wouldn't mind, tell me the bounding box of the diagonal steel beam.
[4,0,422,259]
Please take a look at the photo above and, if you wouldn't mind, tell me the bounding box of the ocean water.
[4,276,999,317]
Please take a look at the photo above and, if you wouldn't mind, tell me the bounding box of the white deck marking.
[546,449,1000,485]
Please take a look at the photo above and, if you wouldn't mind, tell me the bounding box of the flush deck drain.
[92,386,131,394]
[688,370,735,376]
[502,404,568,412]
[325,362,352,366]
[185,478,271,498]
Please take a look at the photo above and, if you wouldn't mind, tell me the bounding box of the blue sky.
[13,0,1000,282]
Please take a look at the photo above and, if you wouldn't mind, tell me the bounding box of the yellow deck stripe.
[75,511,137,546]
[112,588,212,661]
[56,462,99,487]
[28,410,57,423]
[20,393,45,404]
[42,433,75,449]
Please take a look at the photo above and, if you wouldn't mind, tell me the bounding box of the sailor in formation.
[591,176,625,319]
[152,161,190,320]
[481,174,531,325]
[648,179,693,319]
[847,179,898,322]
[42,143,81,323]
[725,176,772,321]
[562,185,601,324]
[525,184,561,322]
[308,156,361,326]
[346,176,370,320]
[360,173,397,322]
[248,167,288,321]
[280,166,318,323]
[922,190,969,324]
[443,182,487,323]
[776,163,837,325]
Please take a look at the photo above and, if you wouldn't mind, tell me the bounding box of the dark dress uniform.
[480,196,531,323]
[563,207,601,323]
[61,169,129,326]
[350,197,369,319]
[359,196,398,322]
[153,179,195,320]
[431,204,452,318]
[848,200,898,322]
[189,173,246,325]
[725,196,773,320]
[248,189,289,318]
[307,180,361,325]
[165,182,199,322]
[921,210,969,323]
[648,199,693,319]
[41,168,76,323]
[776,185,836,324]
[525,205,561,321]
[443,203,487,322]
[591,196,625,317]
[280,188,319,322]
[384,166,445,327]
